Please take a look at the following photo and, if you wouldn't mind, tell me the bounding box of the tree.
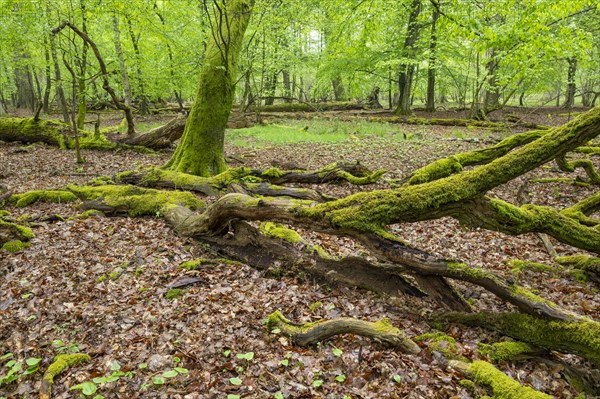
[163,0,255,177]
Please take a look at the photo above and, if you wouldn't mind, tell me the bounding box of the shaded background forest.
[1,0,599,119]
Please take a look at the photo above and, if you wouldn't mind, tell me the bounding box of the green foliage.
[165,288,184,300]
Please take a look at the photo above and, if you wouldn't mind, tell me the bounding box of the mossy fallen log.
[440,312,600,367]
[449,360,551,399]
[406,129,546,184]
[556,255,600,284]
[0,214,34,251]
[40,353,90,399]
[266,310,421,353]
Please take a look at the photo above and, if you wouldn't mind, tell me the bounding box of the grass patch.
[226,119,407,147]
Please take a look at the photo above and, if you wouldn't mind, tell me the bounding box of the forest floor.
[0,106,599,399]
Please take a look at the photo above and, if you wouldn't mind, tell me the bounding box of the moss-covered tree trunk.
[163,0,254,177]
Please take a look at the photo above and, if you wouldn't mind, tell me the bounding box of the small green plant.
[229,377,243,386]
[332,348,343,357]
[165,288,184,300]
[0,354,42,386]
[312,379,323,388]
[52,340,80,353]
[335,374,346,383]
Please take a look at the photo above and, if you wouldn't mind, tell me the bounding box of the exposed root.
[266,310,421,353]
[40,353,90,399]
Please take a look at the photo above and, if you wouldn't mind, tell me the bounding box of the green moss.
[478,341,537,362]
[556,255,600,271]
[67,184,205,217]
[442,312,600,367]
[165,288,185,300]
[458,379,477,394]
[11,190,78,207]
[43,353,90,384]
[0,210,10,217]
[508,260,558,276]
[408,156,463,185]
[179,258,208,270]
[260,222,303,243]
[109,270,120,280]
[74,209,104,219]
[470,360,551,399]
[211,167,252,187]
[261,167,285,178]
[1,240,30,252]
[414,332,459,358]
[97,275,107,283]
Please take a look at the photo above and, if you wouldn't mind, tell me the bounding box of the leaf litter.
[0,111,598,398]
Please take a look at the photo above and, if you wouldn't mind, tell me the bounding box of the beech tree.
[164,0,255,176]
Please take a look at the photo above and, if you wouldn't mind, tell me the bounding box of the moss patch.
[11,190,78,207]
[260,222,303,243]
[470,360,551,399]
[478,341,538,362]
[67,184,205,217]
[415,332,460,358]
[1,239,31,252]
[442,312,600,367]
[165,288,185,300]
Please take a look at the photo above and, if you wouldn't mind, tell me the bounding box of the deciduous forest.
[1,0,600,398]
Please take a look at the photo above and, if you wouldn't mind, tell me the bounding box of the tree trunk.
[332,75,345,101]
[425,6,439,112]
[112,14,133,107]
[395,0,422,115]
[282,70,292,102]
[483,49,500,114]
[76,0,89,130]
[564,57,577,108]
[52,21,136,135]
[126,16,148,115]
[164,0,254,177]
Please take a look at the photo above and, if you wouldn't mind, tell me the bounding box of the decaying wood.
[266,310,421,353]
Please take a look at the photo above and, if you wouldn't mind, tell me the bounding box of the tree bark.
[395,0,422,116]
[164,0,255,176]
[52,21,136,135]
[564,57,577,108]
[425,6,439,112]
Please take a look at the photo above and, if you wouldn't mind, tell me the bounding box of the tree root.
[449,360,551,399]
[40,353,90,399]
[266,310,421,353]
[440,312,600,368]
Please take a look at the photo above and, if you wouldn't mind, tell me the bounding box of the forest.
[1,0,600,398]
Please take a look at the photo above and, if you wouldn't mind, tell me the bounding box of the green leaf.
[25,357,41,367]
[229,377,243,386]
[333,348,343,357]
[274,392,284,399]
[335,374,346,383]
[81,381,98,395]
[0,353,13,360]
[223,350,231,357]
[162,369,178,378]
[236,352,254,361]
[312,379,323,388]
[92,395,105,399]
[152,376,166,385]
[227,395,240,399]
[279,359,289,367]
[109,361,121,371]
[393,374,401,383]
[271,328,281,334]
[138,363,148,369]
[174,367,188,374]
